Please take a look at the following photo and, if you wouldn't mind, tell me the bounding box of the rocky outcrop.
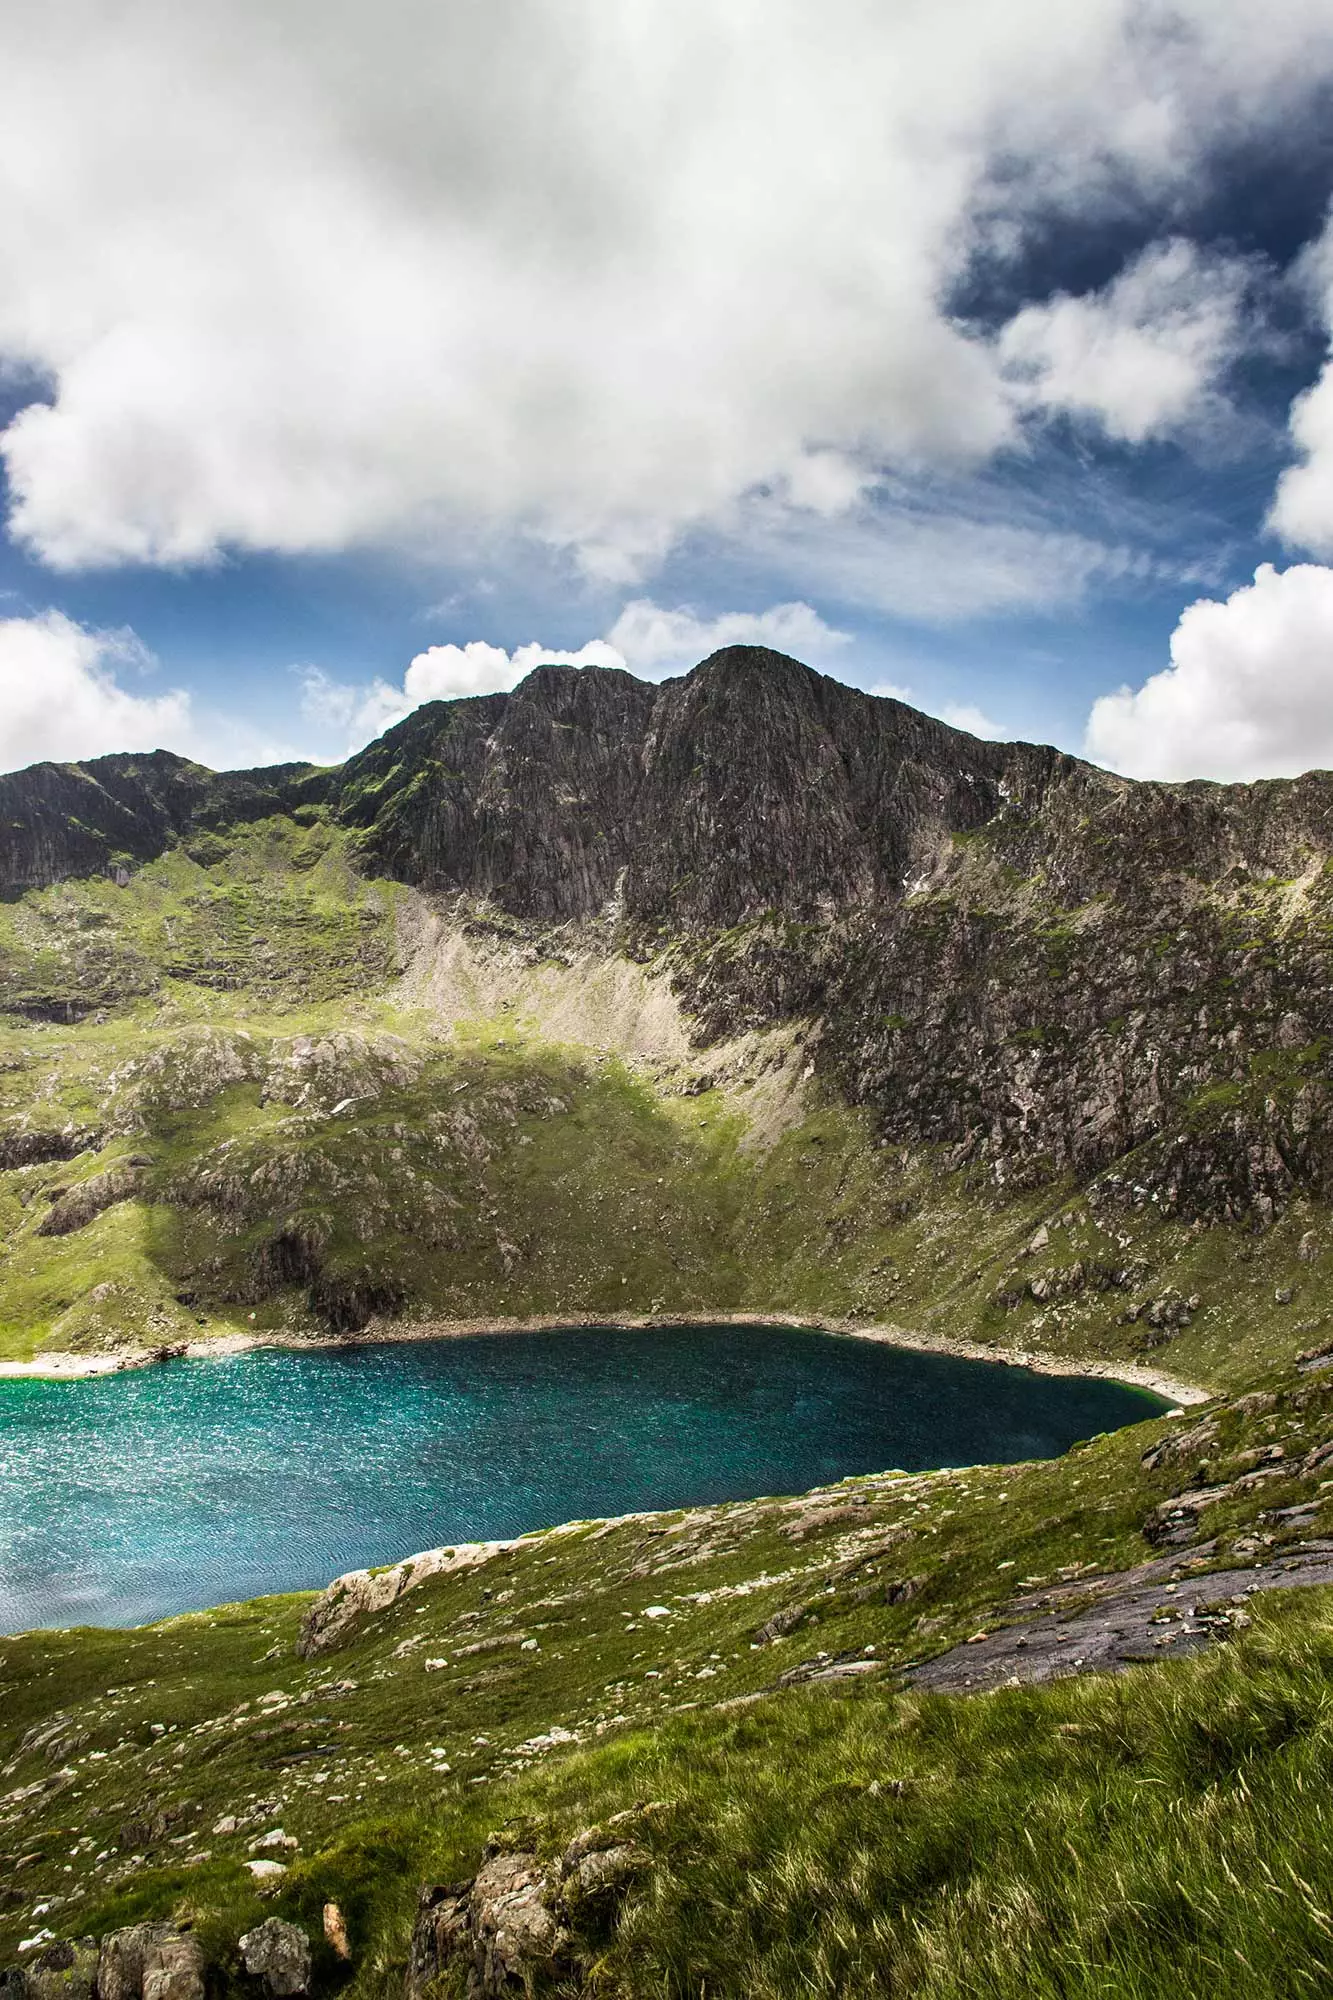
[407,1822,651,1998]
[36,1165,146,1238]
[0,1127,101,1171]
[1,1932,202,2000]
[2,1940,99,2000]
[297,1538,527,1655]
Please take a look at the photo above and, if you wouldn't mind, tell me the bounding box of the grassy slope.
[5,1353,1333,1991]
[8,825,1333,1991]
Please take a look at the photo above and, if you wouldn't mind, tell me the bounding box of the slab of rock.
[469,1852,569,1997]
[406,1885,472,1999]
[321,1907,351,1963]
[238,1921,311,1999]
[905,1546,1333,1694]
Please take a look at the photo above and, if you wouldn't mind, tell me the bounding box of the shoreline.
[0,1309,1210,1406]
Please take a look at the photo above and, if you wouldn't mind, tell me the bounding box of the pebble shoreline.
[0,1309,1209,1406]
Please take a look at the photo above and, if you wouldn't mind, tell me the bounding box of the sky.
[6,4,1333,781]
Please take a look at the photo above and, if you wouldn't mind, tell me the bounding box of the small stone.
[1027,1226,1049,1255]
[1299,1231,1320,1264]
[250,1829,297,1852]
[211,1815,239,1836]
[244,1861,287,1885]
[238,1919,312,1998]
[1276,1287,1294,1305]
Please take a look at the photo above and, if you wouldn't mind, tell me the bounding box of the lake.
[0,1323,1166,1632]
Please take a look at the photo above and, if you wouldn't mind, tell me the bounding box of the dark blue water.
[0,1325,1165,1633]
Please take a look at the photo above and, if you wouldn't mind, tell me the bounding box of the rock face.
[9,643,1333,1225]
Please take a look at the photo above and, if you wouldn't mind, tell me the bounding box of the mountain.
[4,645,1333,1234]
[6,647,1333,1992]
[1,641,1332,1369]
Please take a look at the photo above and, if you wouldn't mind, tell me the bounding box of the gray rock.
[566,1844,647,1906]
[468,1852,567,1998]
[140,1935,204,2000]
[97,1927,175,2000]
[238,1921,311,1999]
[7,1942,98,2000]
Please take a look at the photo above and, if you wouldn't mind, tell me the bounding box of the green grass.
[6,1353,1333,1992]
[9,824,1333,1992]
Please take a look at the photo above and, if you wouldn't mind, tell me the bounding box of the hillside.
[1,646,1332,1381]
[7,647,1333,1995]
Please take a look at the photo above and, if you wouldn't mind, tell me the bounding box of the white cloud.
[605,601,849,676]
[405,640,623,703]
[1266,211,1333,557]
[998,238,1253,444]
[0,611,194,770]
[301,639,625,752]
[0,3,1329,577]
[1085,562,1333,780]
[301,601,852,752]
[938,701,1007,740]
[0,611,313,773]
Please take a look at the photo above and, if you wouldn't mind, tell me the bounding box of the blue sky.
[5,3,1333,781]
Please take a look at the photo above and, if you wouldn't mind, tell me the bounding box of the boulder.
[141,1935,204,2000]
[297,1540,520,1656]
[469,1852,568,1997]
[6,1942,99,2000]
[97,1928,176,2000]
[238,1920,312,1999]
[407,1822,654,1996]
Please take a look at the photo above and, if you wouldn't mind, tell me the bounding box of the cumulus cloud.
[1270,260,1333,554]
[1085,562,1333,780]
[0,611,195,770]
[998,239,1253,443]
[300,599,853,753]
[301,639,621,750]
[1,2,1330,577]
[604,601,849,676]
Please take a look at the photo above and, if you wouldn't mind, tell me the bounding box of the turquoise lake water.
[0,1324,1167,1633]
